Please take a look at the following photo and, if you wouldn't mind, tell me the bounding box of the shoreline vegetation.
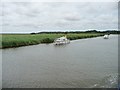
[1,30,119,49]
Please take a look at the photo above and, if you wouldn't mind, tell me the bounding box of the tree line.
[30,30,120,34]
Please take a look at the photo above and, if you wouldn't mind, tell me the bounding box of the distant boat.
[103,34,109,39]
[54,36,70,45]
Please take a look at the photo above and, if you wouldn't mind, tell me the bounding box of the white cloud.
[1,2,118,33]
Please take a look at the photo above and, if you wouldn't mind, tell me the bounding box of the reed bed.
[1,33,104,49]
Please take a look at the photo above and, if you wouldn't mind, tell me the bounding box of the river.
[2,35,118,88]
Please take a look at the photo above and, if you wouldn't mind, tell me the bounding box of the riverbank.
[1,33,104,49]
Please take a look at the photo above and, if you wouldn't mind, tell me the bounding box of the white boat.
[54,36,70,45]
[103,34,109,39]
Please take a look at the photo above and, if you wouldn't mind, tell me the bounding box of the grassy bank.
[0,33,104,49]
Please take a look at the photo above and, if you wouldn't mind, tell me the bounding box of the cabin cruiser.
[54,36,70,45]
[103,34,109,39]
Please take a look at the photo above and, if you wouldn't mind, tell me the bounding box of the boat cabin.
[54,36,70,45]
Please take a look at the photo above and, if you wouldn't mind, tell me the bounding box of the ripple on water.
[90,73,118,88]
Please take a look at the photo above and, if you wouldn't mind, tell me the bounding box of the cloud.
[63,12,81,21]
[1,2,118,33]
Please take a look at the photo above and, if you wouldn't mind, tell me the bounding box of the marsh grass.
[1,33,104,49]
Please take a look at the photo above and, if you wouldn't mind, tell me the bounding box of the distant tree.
[64,31,68,34]
[30,32,36,35]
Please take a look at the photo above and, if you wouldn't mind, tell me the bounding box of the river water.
[2,35,118,88]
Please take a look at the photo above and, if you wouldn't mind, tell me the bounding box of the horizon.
[0,29,119,34]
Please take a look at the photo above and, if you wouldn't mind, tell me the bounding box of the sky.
[0,2,118,33]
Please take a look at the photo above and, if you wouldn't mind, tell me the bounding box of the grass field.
[0,33,104,49]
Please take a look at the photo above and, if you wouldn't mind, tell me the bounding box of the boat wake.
[90,73,118,88]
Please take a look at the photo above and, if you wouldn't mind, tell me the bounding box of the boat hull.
[103,35,109,39]
[54,40,70,45]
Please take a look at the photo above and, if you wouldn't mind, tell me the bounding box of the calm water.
[2,35,118,88]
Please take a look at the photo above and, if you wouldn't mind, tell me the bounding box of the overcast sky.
[1,2,118,33]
